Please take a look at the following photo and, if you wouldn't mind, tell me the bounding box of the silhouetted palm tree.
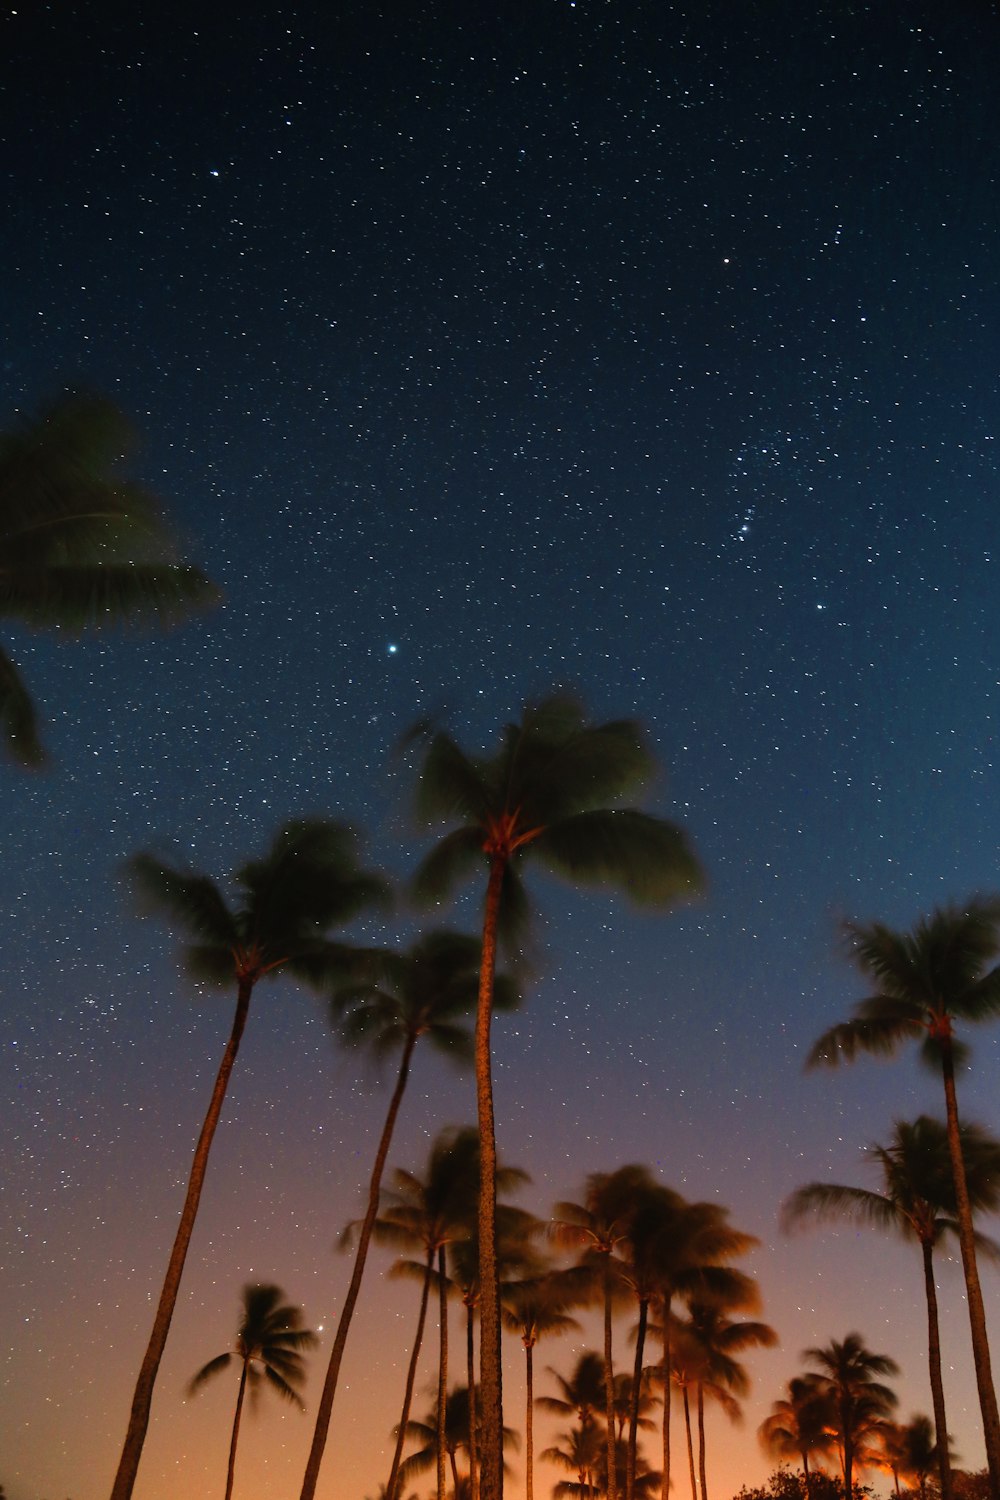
[300,931,518,1498]
[502,1272,583,1500]
[411,694,702,1500]
[188,1283,315,1500]
[878,1414,953,1500]
[0,391,217,765]
[541,1423,605,1500]
[809,901,1000,1498]
[784,1115,1000,1500]
[683,1298,776,1500]
[552,1166,654,1500]
[397,1386,518,1497]
[110,821,386,1500]
[758,1375,837,1484]
[802,1334,898,1497]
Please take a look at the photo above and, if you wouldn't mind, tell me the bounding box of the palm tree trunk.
[476,853,507,1500]
[450,1449,462,1498]
[225,1361,249,1500]
[921,1238,953,1500]
[437,1245,449,1500]
[660,1308,672,1500]
[627,1297,648,1500]
[842,1398,853,1500]
[696,1384,707,1500]
[300,1031,418,1500]
[386,1245,436,1500]
[683,1387,697,1500]
[468,1299,479,1500]
[604,1255,618,1500]
[525,1341,535,1500]
[109,979,253,1500]
[941,1043,1000,1500]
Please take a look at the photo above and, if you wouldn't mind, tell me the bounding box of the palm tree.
[683,1298,776,1500]
[502,1272,584,1500]
[802,1334,899,1497]
[541,1423,605,1500]
[188,1283,315,1500]
[809,900,1000,1498]
[552,1166,657,1500]
[783,1116,1000,1500]
[758,1376,838,1485]
[299,932,518,1500]
[879,1415,953,1500]
[411,693,703,1500]
[397,1386,519,1497]
[109,820,387,1500]
[0,391,217,766]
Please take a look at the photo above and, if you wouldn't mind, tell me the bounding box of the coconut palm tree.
[0,391,217,766]
[410,693,703,1500]
[758,1376,838,1485]
[682,1298,777,1500]
[802,1334,898,1498]
[502,1272,584,1500]
[541,1423,606,1500]
[783,1116,1000,1500]
[809,900,1000,1498]
[878,1414,953,1500]
[299,932,519,1500]
[552,1166,656,1500]
[110,820,386,1500]
[188,1283,315,1500]
[397,1386,519,1497]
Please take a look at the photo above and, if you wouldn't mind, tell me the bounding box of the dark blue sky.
[3,4,1000,1499]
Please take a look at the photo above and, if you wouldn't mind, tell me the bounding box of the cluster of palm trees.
[8,397,1000,1500]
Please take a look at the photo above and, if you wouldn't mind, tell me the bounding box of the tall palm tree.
[552,1165,656,1500]
[0,391,217,766]
[809,900,1000,1498]
[411,693,703,1500]
[188,1283,315,1500]
[397,1386,519,1497]
[299,932,518,1500]
[783,1116,1000,1500]
[502,1272,584,1500]
[758,1375,837,1485]
[109,820,386,1500]
[683,1298,776,1500]
[802,1333,899,1498]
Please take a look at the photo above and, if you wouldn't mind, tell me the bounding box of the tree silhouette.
[502,1272,584,1500]
[802,1334,898,1497]
[784,1115,1000,1500]
[300,930,518,1498]
[411,693,702,1500]
[0,391,217,766]
[188,1283,315,1500]
[110,820,386,1500]
[809,901,1000,1498]
[758,1376,837,1484]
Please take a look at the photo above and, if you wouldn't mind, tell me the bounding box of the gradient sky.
[3,3,1000,1499]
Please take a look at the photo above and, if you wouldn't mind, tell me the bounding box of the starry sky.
[3,2,1000,1498]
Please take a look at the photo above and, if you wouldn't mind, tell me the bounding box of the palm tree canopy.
[809,901,1000,1073]
[802,1332,899,1432]
[397,1386,519,1480]
[537,1350,607,1423]
[0,391,219,765]
[188,1283,316,1411]
[783,1114,1000,1252]
[501,1270,585,1346]
[758,1375,837,1469]
[410,693,703,943]
[331,928,520,1071]
[128,819,389,988]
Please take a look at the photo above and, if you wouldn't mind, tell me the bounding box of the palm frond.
[126,854,239,950]
[781,1183,902,1238]
[534,809,702,907]
[411,826,486,906]
[0,645,45,766]
[187,1352,232,1395]
[414,732,491,825]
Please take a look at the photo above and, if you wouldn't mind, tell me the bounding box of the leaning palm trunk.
[696,1385,708,1500]
[437,1245,449,1500]
[627,1297,649,1500]
[386,1245,436,1500]
[941,1042,1000,1499]
[224,1362,250,1500]
[300,1031,418,1500]
[110,980,252,1500]
[920,1237,953,1500]
[660,1312,672,1500]
[476,854,506,1500]
[682,1387,697,1500]
[605,1258,618,1500]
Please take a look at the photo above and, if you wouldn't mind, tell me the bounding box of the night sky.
[4,3,1000,1499]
